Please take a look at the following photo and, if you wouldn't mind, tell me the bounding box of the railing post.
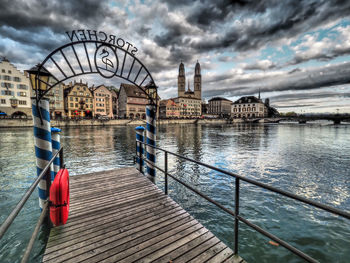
[59,147,64,168]
[146,104,156,182]
[135,126,145,174]
[165,151,168,195]
[234,177,240,254]
[31,97,53,210]
[51,127,61,179]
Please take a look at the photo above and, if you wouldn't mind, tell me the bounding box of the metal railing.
[135,141,350,263]
[0,146,64,263]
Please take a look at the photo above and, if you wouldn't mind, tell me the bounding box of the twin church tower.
[177,61,202,100]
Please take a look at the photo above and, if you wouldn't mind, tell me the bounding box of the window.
[73,91,77,95]
[1,99,5,104]
[75,97,78,102]
[19,100,27,105]
[1,69,4,73]
[3,75,10,80]
[17,92,27,97]
[75,103,78,107]
[17,84,27,90]
[90,104,93,108]
[13,77,21,82]
[70,97,73,101]
[70,103,73,107]
[1,90,12,96]
[1,82,13,88]
[8,70,11,74]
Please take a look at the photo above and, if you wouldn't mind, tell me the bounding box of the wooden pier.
[43,167,244,263]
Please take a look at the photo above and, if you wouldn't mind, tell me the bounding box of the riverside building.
[159,99,181,118]
[0,58,32,118]
[118,83,148,119]
[232,95,268,118]
[91,85,113,118]
[208,97,233,117]
[46,77,65,118]
[175,61,202,117]
[64,80,93,118]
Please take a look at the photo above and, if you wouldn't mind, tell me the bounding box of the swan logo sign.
[94,45,119,78]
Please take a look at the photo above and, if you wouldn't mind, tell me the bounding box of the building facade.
[118,83,148,119]
[208,97,233,116]
[0,58,32,117]
[159,99,181,118]
[231,96,268,118]
[110,89,118,117]
[64,81,93,118]
[174,96,201,117]
[91,85,113,118]
[46,78,65,118]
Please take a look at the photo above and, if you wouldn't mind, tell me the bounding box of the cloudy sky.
[1,0,350,113]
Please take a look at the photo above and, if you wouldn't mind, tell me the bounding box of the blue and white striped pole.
[135,126,145,173]
[146,104,156,182]
[32,98,53,209]
[51,127,61,180]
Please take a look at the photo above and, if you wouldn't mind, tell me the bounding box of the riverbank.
[0,118,232,128]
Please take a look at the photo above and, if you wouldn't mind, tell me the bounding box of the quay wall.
[0,118,229,128]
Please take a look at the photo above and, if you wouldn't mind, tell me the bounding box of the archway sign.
[31,29,158,209]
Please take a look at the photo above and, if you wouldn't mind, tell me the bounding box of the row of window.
[96,103,105,107]
[0,75,21,82]
[1,91,27,96]
[0,99,27,105]
[1,69,12,74]
[1,82,28,90]
[72,91,91,96]
[233,104,257,107]
[69,103,93,108]
[69,97,93,103]
[96,93,110,97]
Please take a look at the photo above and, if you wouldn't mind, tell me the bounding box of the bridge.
[230,114,350,125]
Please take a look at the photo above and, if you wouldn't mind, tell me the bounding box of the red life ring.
[49,168,69,226]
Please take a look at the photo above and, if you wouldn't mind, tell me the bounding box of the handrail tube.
[139,154,319,262]
[234,178,239,255]
[237,215,319,263]
[20,202,49,263]
[137,141,350,220]
[0,146,62,240]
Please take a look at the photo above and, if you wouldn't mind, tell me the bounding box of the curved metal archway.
[33,40,158,107]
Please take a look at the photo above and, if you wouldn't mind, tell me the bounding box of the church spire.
[258,89,261,99]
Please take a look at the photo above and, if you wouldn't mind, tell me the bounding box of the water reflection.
[0,123,349,263]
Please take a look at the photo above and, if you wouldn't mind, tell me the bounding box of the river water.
[0,123,349,262]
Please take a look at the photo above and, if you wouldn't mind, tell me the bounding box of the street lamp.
[27,64,52,123]
[145,81,158,106]
[27,64,51,98]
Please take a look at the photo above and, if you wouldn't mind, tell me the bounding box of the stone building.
[64,81,93,118]
[46,78,65,118]
[174,96,201,117]
[118,83,148,119]
[110,89,119,117]
[91,85,113,118]
[208,97,233,117]
[231,96,268,118]
[0,58,32,118]
[159,99,180,118]
[178,61,201,100]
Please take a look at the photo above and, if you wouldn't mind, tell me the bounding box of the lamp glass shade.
[27,65,51,91]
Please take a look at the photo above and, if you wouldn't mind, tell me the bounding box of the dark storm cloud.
[269,92,350,102]
[159,0,350,54]
[0,0,110,33]
[202,62,350,99]
[275,104,315,108]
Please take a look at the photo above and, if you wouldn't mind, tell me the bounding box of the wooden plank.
[152,231,215,263]
[43,167,241,263]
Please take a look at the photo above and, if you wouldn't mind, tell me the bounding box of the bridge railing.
[135,140,350,263]
[0,146,64,263]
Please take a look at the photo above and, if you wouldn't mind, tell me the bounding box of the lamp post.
[144,81,158,182]
[27,64,54,210]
